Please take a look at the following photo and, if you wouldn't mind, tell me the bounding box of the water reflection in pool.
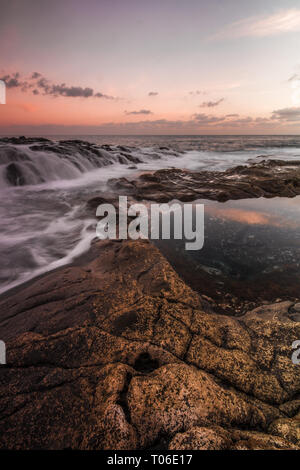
[154,196,300,315]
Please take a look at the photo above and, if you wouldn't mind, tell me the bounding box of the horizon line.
[1,133,300,137]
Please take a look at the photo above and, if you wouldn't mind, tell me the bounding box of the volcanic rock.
[0,240,299,449]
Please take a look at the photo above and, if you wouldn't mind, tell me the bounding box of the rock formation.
[0,239,299,449]
[108,160,300,202]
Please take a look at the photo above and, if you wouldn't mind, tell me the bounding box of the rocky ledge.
[108,159,300,202]
[0,239,299,449]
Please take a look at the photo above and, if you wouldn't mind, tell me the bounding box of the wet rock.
[243,301,294,323]
[108,160,300,202]
[0,136,50,145]
[86,193,119,212]
[125,154,142,164]
[0,146,30,164]
[0,137,142,175]
[117,145,132,152]
[5,162,26,186]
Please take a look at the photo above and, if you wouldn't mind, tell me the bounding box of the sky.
[1,0,300,135]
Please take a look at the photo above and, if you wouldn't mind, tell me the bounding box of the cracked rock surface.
[0,239,299,449]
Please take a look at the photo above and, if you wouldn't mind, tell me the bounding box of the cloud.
[97,119,192,132]
[0,73,22,88]
[193,113,226,124]
[100,112,278,132]
[148,91,158,96]
[125,109,153,115]
[50,85,94,98]
[0,72,116,99]
[211,9,300,40]
[272,107,300,121]
[0,111,289,135]
[31,72,41,79]
[189,90,206,96]
[199,98,224,108]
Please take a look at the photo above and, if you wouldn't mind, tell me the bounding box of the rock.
[127,363,268,448]
[86,193,119,212]
[279,399,300,417]
[243,301,294,323]
[108,160,300,202]
[229,429,299,450]
[0,136,50,145]
[0,138,144,188]
[5,162,26,186]
[0,239,299,449]
[168,425,298,450]
[268,417,300,446]
[0,145,30,164]
[168,426,231,450]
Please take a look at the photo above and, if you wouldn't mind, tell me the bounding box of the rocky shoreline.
[88,158,300,316]
[0,141,299,449]
[0,238,299,449]
[108,158,300,202]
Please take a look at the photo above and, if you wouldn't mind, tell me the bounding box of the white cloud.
[211,9,300,40]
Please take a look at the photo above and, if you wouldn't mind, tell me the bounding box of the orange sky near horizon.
[1,0,300,135]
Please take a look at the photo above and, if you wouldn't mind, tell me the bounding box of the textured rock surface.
[0,239,299,449]
[168,426,299,450]
[108,160,300,202]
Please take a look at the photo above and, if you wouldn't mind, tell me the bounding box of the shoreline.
[0,237,299,449]
[0,138,299,449]
[2,155,300,310]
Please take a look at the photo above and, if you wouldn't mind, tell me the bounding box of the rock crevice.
[0,239,299,449]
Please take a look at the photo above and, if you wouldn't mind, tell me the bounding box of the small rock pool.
[154,195,300,315]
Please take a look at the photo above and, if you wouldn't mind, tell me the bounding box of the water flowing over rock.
[0,137,143,188]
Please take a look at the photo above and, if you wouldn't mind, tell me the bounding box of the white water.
[1,135,300,294]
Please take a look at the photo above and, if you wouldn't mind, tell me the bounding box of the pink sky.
[1,0,300,134]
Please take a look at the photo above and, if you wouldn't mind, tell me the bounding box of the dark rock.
[134,353,160,373]
[108,160,300,202]
[5,162,26,186]
[0,137,50,145]
[0,146,30,164]
[86,193,119,211]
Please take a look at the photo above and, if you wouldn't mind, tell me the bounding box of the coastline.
[0,241,299,449]
[0,138,299,449]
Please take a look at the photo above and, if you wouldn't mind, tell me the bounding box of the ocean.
[0,134,300,296]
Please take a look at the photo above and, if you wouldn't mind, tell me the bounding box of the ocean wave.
[0,134,300,295]
[0,138,150,188]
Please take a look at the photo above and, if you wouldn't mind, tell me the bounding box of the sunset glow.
[1,0,300,134]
